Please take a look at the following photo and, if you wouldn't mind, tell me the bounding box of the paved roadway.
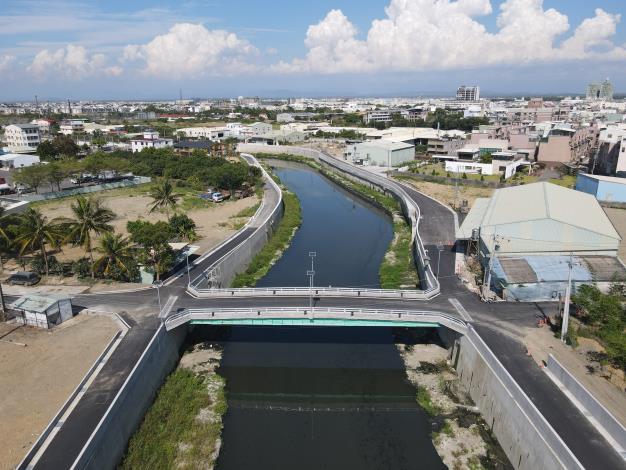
[30,155,625,469]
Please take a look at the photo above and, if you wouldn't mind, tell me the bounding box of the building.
[59,119,85,135]
[457,182,623,300]
[364,110,394,125]
[587,79,614,101]
[344,141,415,167]
[10,294,73,329]
[31,118,54,134]
[246,122,272,136]
[0,153,40,169]
[178,126,230,141]
[593,124,626,175]
[4,124,41,153]
[173,140,213,157]
[456,86,480,102]
[246,130,306,145]
[130,131,174,153]
[575,174,626,203]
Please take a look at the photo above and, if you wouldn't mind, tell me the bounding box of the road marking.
[159,295,179,319]
[449,298,473,322]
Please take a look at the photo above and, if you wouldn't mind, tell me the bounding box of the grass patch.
[548,174,577,188]
[231,183,302,287]
[231,202,261,219]
[120,368,226,470]
[416,385,440,416]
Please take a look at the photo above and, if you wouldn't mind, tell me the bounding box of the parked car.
[210,192,224,203]
[7,271,41,286]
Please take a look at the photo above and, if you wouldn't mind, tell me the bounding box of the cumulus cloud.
[123,23,258,77]
[0,54,15,72]
[28,45,122,79]
[273,0,626,74]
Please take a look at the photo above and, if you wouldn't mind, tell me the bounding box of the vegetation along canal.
[215,161,445,469]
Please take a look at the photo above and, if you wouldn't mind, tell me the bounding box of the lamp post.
[561,252,574,343]
[186,252,191,287]
[155,280,163,314]
[436,244,444,280]
[308,252,316,317]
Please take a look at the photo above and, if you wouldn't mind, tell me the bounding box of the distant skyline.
[1,0,625,100]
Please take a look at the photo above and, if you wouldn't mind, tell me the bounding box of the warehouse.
[575,173,626,203]
[344,140,415,167]
[457,182,624,300]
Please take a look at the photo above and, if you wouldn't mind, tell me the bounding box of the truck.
[0,177,13,195]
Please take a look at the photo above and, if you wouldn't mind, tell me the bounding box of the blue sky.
[1,0,625,100]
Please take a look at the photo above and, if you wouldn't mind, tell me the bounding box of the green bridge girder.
[189,318,441,328]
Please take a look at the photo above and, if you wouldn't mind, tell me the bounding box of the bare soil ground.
[400,179,495,210]
[604,207,626,262]
[523,326,626,426]
[6,188,259,270]
[0,315,118,469]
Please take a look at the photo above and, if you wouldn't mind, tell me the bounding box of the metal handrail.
[188,286,438,299]
[165,306,467,332]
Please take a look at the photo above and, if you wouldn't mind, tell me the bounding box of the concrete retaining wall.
[73,324,187,470]
[546,354,626,454]
[454,326,583,470]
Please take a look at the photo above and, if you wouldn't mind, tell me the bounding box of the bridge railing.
[236,144,440,296]
[187,286,437,300]
[188,154,284,289]
[165,306,467,334]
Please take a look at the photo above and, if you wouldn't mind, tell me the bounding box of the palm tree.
[93,233,135,279]
[65,196,115,278]
[148,179,180,219]
[15,208,64,275]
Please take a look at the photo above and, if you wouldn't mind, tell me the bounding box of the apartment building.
[364,110,394,125]
[456,86,480,102]
[59,120,85,135]
[4,124,41,153]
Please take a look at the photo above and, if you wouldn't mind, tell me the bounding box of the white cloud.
[28,45,123,79]
[0,54,15,72]
[123,23,258,78]
[273,0,626,74]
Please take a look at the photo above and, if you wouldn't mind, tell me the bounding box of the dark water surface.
[215,163,444,470]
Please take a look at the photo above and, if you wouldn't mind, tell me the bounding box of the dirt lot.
[604,207,626,262]
[0,314,119,468]
[22,187,260,264]
[399,178,494,210]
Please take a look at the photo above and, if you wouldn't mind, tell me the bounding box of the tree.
[148,179,179,219]
[65,197,115,278]
[127,220,175,281]
[15,208,64,275]
[52,134,80,158]
[46,162,67,191]
[93,233,136,280]
[170,213,197,241]
[14,165,48,194]
[36,140,57,161]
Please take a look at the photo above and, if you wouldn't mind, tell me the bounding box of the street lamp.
[155,280,163,314]
[186,251,191,287]
[436,244,444,279]
[308,252,316,316]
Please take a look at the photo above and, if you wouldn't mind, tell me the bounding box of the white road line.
[449,298,473,322]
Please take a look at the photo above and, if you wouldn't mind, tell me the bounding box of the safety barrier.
[187,286,437,300]
[188,154,284,289]
[165,306,467,334]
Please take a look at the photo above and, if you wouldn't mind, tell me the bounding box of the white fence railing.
[188,153,283,289]
[237,144,440,296]
[188,287,435,300]
[165,306,467,333]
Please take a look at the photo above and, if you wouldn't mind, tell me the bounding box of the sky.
[1,0,625,100]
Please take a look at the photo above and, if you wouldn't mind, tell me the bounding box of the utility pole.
[307,252,316,317]
[0,281,6,315]
[561,252,574,343]
[484,231,499,297]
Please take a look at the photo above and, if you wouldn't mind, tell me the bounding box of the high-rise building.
[586,79,614,101]
[456,85,480,102]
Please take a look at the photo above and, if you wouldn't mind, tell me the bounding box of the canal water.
[215,162,444,469]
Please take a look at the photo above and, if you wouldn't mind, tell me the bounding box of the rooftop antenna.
[34,95,39,115]
[67,99,72,116]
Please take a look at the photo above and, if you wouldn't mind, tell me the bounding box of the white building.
[131,131,174,153]
[364,110,393,125]
[456,86,480,102]
[31,119,54,134]
[246,122,272,136]
[59,120,85,135]
[345,141,415,167]
[0,153,40,169]
[4,124,41,153]
[178,126,229,141]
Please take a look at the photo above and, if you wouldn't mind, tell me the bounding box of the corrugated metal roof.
[10,294,69,313]
[457,198,490,239]
[480,182,620,240]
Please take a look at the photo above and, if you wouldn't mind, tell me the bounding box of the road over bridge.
[25,150,625,470]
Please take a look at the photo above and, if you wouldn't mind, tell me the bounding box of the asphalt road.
[30,154,625,469]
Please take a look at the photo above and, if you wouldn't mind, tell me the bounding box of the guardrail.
[165,306,467,334]
[187,286,437,300]
[188,154,283,289]
[237,144,440,296]
[465,325,584,469]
